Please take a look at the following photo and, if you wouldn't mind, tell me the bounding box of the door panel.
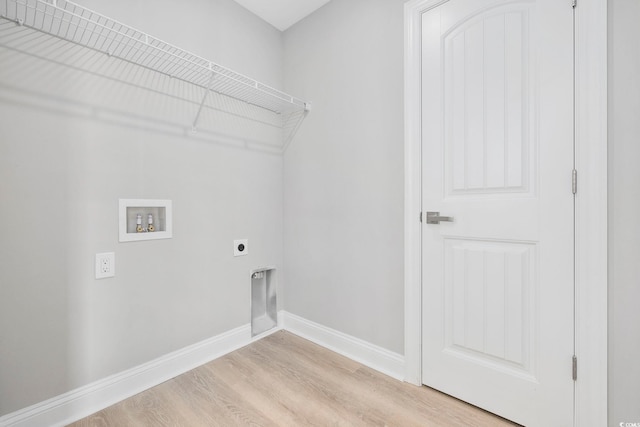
[446,9,530,195]
[445,238,534,374]
[421,1,574,425]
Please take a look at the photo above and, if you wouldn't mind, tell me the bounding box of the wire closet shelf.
[0,0,310,146]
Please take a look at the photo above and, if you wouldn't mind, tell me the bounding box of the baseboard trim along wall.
[0,312,405,427]
[280,311,405,381]
[0,324,263,427]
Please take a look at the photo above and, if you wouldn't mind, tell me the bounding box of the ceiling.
[232,0,332,32]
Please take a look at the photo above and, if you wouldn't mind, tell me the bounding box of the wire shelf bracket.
[0,0,310,149]
[191,69,216,133]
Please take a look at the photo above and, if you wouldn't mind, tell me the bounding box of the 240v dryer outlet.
[234,240,248,257]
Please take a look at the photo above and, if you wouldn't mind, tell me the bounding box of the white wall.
[282,0,405,354]
[608,0,640,424]
[0,0,284,416]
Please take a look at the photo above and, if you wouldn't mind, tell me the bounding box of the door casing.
[403,0,607,425]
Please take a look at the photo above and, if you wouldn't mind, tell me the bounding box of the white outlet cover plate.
[95,252,115,279]
[234,239,248,257]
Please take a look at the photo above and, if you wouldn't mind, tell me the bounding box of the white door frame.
[403,0,608,425]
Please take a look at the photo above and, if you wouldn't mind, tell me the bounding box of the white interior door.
[420,1,574,426]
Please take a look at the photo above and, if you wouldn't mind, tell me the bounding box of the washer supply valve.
[136,214,144,233]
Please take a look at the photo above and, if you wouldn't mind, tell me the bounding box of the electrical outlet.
[233,239,248,257]
[95,252,115,279]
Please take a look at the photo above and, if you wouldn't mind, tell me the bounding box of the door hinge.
[420,211,423,223]
[572,169,577,195]
[572,355,578,381]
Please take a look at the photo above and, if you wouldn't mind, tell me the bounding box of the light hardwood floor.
[69,331,518,426]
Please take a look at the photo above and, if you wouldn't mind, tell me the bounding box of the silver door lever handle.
[426,211,454,224]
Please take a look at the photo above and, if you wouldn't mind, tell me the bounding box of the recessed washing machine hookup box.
[119,199,173,242]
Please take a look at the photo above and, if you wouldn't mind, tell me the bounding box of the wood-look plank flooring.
[69,331,518,426]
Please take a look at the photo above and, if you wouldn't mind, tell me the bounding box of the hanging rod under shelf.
[0,0,310,115]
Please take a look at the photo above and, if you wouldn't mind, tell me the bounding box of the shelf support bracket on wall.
[282,103,311,152]
[191,67,217,133]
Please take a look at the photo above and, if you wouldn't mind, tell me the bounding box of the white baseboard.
[0,313,404,427]
[280,311,405,381]
[0,323,280,427]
